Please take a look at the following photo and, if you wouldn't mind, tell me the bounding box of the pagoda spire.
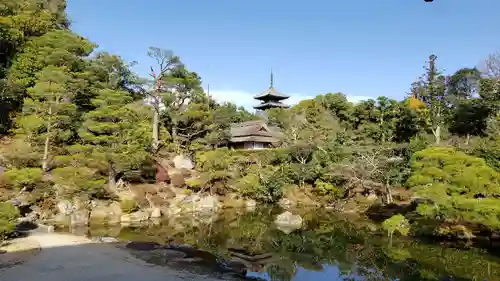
[270,69,274,88]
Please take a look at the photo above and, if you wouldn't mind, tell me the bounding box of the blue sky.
[67,0,500,110]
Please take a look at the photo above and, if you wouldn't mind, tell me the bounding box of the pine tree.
[16,65,76,171]
[410,54,448,144]
[75,89,150,190]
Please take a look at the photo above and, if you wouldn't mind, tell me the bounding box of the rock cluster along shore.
[9,154,307,234]
[51,193,259,227]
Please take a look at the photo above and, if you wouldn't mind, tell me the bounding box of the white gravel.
[0,232,222,281]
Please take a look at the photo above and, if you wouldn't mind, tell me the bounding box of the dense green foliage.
[0,202,20,240]
[1,2,500,237]
[409,147,500,230]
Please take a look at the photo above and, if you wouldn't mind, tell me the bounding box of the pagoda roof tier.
[254,87,289,101]
[253,101,290,110]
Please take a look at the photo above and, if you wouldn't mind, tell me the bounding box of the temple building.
[228,72,288,150]
[253,72,290,111]
[229,120,283,149]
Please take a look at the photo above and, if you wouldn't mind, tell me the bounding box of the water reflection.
[69,208,500,281]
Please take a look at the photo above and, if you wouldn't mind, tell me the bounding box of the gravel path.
[0,232,222,281]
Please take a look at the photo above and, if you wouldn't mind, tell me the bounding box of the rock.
[36,224,54,233]
[90,201,122,224]
[170,172,185,188]
[98,236,119,243]
[151,207,162,218]
[155,163,170,184]
[57,200,73,215]
[121,210,149,224]
[173,155,194,170]
[182,194,200,204]
[8,198,21,207]
[366,192,378,201]
[245,199,257,210]
[196,195,220,212]
[278,198,294,209]
[53,213,71,226]
[274,211,303,231]
[223,198,246,209]
[71,209,90,226]
[165,206,182,216]
[276,224,301,235]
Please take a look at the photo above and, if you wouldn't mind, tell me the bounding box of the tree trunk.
[433,125,441,144]
[42,134,50,172]
[108,161,117,191]
[42,107,52,172]
[465,133,470,145]
[152,98,160,152]
[172,117,180,153]
[385,180,393,204]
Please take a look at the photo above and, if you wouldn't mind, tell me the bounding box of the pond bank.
[0,232,229,281]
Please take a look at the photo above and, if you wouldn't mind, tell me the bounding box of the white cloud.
[206,89,373,111]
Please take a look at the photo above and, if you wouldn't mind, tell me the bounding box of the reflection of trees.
[266,264,295,281]
[91,209,500,281]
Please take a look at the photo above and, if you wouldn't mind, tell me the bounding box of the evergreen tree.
[410,54,448,144]
[75,89,151,190]
[16,66,76,171]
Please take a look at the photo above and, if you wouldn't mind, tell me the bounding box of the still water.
[66,208,500,281]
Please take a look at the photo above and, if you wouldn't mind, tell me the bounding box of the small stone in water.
[99,237,119,243]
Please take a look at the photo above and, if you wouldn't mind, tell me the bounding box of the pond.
[63,208,500,281]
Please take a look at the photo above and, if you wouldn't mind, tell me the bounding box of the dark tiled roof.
[253,101,290,110]
[253,87,289,100]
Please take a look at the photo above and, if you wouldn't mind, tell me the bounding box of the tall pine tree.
[16,66,76,171]
[75,89,151,191]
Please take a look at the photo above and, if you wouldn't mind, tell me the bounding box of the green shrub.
[314,179,343,198]
[233,164,288,203]
[51,167,107,199]
[120,199,139,214]
[0,167,44,190]
[408,147,500,230]
[382,214,410,237]
[0,202,20,240]
[234,173,261,198]
[185,178,203,191]
[466,137,500,171]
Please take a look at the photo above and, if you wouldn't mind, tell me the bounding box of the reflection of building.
[228,250,275,273]
[228,72,288,150]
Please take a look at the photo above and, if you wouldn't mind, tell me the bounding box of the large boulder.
[71,209,90,226]
[53,213,71,226]
[173,155,194,170]
[70,198,90,226]
[155,163,170,184]
[176,195,220,214]
[57,200,73,215]
[90,201,122,224]
[170,173,186,188]
[120,210,149,225]
[274,211,303,234]
[150,207,162,218]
